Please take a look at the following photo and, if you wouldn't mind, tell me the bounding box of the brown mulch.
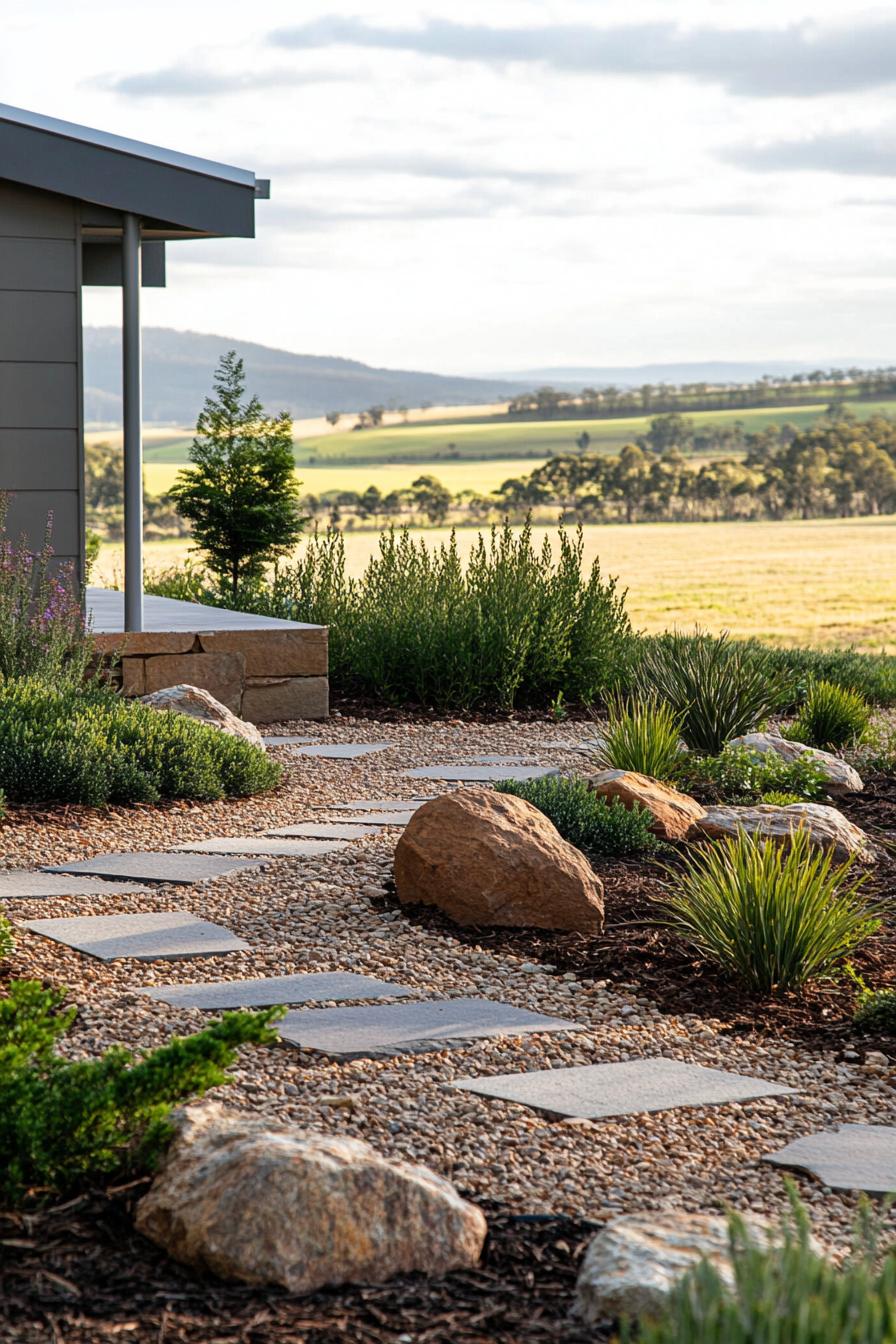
[329,691,590,725]
[0,1190,602,1344]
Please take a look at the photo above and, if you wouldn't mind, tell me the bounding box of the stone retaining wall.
[96,628,328,722]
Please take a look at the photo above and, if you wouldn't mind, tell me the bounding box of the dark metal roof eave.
[0,104,258,238]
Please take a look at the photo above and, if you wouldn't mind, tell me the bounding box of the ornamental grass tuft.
[788,679,872,751]
[594,695,683,780]
[660,828,879,994]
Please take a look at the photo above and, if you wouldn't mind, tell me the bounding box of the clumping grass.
[594,696,683,780]
[675,745,829,805]
[494,774,656,857]
[0,980,281,1206]
[636,631,784,755]
[847,965,896,1035]
[661,828,879,994]
[788,679,872,750]
[626,1189,896,1344]
[0,679,281,806]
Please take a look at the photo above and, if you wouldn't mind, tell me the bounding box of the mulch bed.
[329,692,591,726]
[0,1191,602,1344]
[378,776,896,1058]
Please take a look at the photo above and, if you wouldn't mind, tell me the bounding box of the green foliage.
[595,695,683,780]
[847,965,896,1034]
[0,980,280,1205]
[494,774,656,857]
[169,351,306,598]
[661,828,878,993]
[0,913,12,961]
[627,1190,896,1344]
[0,679,281,806]
[675,745,829,805]
[231,522,633,712]
[788,679,872,749]
[759,790,803,806]
[145,559,218,604]
[637,631,784,754]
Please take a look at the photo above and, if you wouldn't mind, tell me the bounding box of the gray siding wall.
[0,183,83,576]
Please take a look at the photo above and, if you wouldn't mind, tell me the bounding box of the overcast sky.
[5,0,895,373]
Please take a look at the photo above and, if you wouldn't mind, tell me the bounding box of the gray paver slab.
[763,1125,896,1195]
[45,852,265,885]
[453,1058,796,1119]
[171,837,349,856]
[265,823,383,840]
[466,754,539,765]
[21,911,249,962]
[295,743,393,759]
[337,811,416,827]
[334,798,432,811]
[0,871,153,899]
[140,971,415,1010]
[406,764,559,782]
[277,997,581,1058]
[263,735,317,745]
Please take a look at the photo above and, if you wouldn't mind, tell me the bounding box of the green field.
[96,514,896,653]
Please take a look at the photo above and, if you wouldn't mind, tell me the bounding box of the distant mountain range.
[489,359,888,387]
[83,328,527,425]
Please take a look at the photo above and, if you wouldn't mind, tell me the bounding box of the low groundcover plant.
[495,774,656,857]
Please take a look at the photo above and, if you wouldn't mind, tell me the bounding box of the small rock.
[728,733,863,795]
[135,1102,487,1293]
[587,769,706,841]
[864,1051,889,1067]
[140,684,264,748]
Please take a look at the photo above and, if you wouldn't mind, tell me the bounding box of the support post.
[122,213,143,632]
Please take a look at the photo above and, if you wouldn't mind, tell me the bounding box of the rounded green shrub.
[494,774,656,857]
[0,678,281,806]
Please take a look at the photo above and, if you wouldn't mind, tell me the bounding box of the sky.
[3,0,896,374]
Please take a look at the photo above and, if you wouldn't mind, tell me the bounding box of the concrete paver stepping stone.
[262,735,317,745]
[337,811,417,828]
[0,871,153,899]
[171,837,349,857]
[46,852,265,885]
[334,799,432,811]
[466,754,539,765]
[139,971,415,1010]
[763,1124,896,1195]
[406,764,559,782]
[453,1058,796,1120]
[21,911,249,962]
[295,743,393,760]
[266,823,383,840]
[276,997,581,1059]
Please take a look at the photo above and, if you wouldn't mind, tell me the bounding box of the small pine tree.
[170,352,305,598]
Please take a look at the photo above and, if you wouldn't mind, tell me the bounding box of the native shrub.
[637,631,784,755]
[0,980,281,1205]
[847,966,896,1035]
[0,679,281,806]
[788,680,872,750]
[494,774,656,856]
[675,745,828,805]
[660,828,879,993]
[595,696,683,779]
[625,1191,896,1344]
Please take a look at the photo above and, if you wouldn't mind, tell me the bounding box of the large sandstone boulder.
[393,788,604,934]
[135,1103,486,1292]
[575,1211,823,1322]
[728,732,863,795]
[140,684,264,748]
[688,802,878,864]
[587,769,706,841]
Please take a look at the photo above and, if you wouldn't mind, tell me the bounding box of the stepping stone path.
[266,822,384,840]
[21,911,249,962]
[334,799,432,811]
[171,837,349,857]
[0,871,153,898]
[276,997,581,1059]
[453,1058,796,1120]
[140,971,414,1010]
[338,811,417,827]
[46,852,265,885]
[295,743,393,760]
[262,735,317,745]
[763,1124,896,1195]
[406,765,559,782]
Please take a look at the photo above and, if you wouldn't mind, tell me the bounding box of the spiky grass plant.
[594,695,683,780]
[660,828,879,993]
[789,680,872,750]
[625,1187,896,1344]
[638,630,783,755]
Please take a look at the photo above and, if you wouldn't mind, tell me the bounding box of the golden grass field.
[94,515,896,653]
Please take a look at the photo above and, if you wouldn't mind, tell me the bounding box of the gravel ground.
[2,716,895,1256]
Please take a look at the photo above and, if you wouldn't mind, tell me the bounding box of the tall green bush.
[0,679,281,806]
[230,523,633,711]
[0,980,280,1205]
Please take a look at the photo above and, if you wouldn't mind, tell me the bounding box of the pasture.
[96,514,896,652]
